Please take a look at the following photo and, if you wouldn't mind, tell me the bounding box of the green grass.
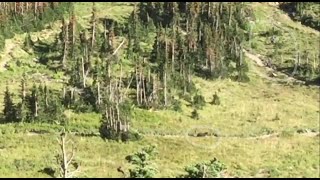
[247,3,320,80]
[0,2,319,178]
[0,132,318,178]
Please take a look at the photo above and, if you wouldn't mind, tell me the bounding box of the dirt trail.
[243,49,306,85]
[25,130,320,140]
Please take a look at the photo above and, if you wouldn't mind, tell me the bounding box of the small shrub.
[210,93,221,105]
[125,145,158,178]
[14,159,35,171]
[280,130,294,138]
[181,93,193,103]
[171,99,182,112]
[192,94,206,109]
[260,127,274,135]
[191,109,199,120]
[121,130,142,142]
[272,113,280,121]
[181,158,226,178]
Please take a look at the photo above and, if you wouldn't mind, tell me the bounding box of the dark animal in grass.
[38,167,55,177]
[211,93,220,105]
[196,132,209,137]
[117,166,126,177]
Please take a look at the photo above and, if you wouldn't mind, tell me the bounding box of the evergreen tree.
[125,145,158,178]
[2,85,18,123]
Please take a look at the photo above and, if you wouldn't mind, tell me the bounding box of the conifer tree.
[3,85,17,123]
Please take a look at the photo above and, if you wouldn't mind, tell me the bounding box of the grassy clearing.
[74,2,134,28]
[0,132,318,178]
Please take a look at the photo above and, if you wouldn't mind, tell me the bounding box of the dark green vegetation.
[181,158,226,178]
[0,2,319,178]
[280,2,320,31]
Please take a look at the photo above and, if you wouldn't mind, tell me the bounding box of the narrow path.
[25,130,319,139]
[243,49,306,85]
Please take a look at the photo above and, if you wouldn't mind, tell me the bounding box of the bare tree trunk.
[71,12,76,47]
[229,5,232,26]
[91,3,96,50]
[136,65,140,105]
[172,32,175,73]
[186,2,189,33]
[119,63,124,102]
[34,95,38,118]
[34,2,37,15]
[71,89,74,104]
[81,57,86,88]
[21,2,24,15]
[152,75,157,107]
[164,32,168,106]
[97,81,101,105]
[208,2,211,16]
[61,134,68,178]
[14,2,17,14]
[109,106,113,129]
[202,164,207,178]
[63,87,66,104]
[164,65,167,106]
[62,23,69,69]
[139,69,143,104]
[57,130,80,178]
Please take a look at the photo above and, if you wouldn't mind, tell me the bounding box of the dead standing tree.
[56,129,81,178]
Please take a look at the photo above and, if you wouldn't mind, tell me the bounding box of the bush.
[14,159,36,171]
[125,145,158,178]
[191,109,199,120]
[180,93,193,103]
[99,126,141,142]
[181,158,226,178]
[280,130,294,138]
[192,94,206,110]
[210,93,221,105]
[123,130,142,141]
[171,99,182,112]
[272,113,280,121]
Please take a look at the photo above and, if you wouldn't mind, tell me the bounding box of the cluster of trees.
[280,2,320,31]
[2,75,65,124]
[1,2,252,141]
[128,2,252,107]
[0,2,71,51]
[266,27,320,81]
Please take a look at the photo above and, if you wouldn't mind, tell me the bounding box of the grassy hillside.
[0,2,319,178]
[247,3,320,82]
